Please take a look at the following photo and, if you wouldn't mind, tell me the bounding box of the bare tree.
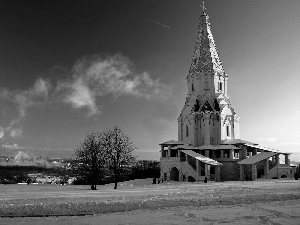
[100,126,136,189]
[74,133,107,190]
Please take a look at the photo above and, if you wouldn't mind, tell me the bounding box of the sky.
[0,0,300,161]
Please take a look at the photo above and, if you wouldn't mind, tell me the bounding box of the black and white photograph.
[0,1,300,224]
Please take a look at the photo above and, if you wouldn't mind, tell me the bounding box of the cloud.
[2,143,20,149]
[0,88,10,100]
[0,127,4,139]
[63,78,98,115]
[0,53,172,133]
[0,126,22,141]
[61,54,171,115]
[10,128,22,138]
[258,137,277,142]
[0,78,51,140]
[14,78,51,119]
[33,78,50,96]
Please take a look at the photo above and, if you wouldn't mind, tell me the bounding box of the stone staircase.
[268,164,291,179]
[188,159,196,170]
[183,161,198,180]
[268,165,278,179]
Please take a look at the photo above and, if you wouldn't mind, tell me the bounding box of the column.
[179,173,183,182]
[240,145,247,159]
[212,151,216,158]
[205,150,209,157]
[215,165,221,182]
[229,149,233,159]
[193,115,198,146]
[196,160,200,176]
[178,120,182,141]
[253,148,257,156]
[251,164,257,181]
[206,164,210,180]
[275,154,279,165]
[161,146,164,157]
[220,150,224,158]
[205,164,210,180]
[285,154,289,165]
[168,147,171,158]
[264,158,269,178]
[239,164,244,181]
[204,114,210,145]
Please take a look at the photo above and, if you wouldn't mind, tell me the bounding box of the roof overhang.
[243,143,291,154]
[221,139,257,145]
[237,152,277,165]
[180,149,222,165]
[170,145,239,150]
[159,140,188,146]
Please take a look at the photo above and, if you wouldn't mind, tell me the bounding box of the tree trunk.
[114,173,118,189]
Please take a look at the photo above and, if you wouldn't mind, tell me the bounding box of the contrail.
[145,18,171,29]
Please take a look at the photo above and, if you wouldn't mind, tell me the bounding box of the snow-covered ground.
[0,179,299,225]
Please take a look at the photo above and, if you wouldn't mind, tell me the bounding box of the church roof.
[197,145,239,150]
[237,152,277,165]
[243,143,291,154]
[187,11,225,78]
[221,139,257,145]
[159,140,188,146]
[170,144,239,150]
[180,149,222,165]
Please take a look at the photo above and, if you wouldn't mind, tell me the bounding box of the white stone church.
[160,9,296,182]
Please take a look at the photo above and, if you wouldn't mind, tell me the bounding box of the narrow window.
[204,81,209,90]
[186,125,189,137]
[226,125,230,137]
[219,82,223,91]
[191,83,194,92]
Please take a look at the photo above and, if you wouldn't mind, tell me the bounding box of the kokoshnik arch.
[160,6,296,182]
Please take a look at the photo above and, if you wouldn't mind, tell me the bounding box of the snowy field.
[0,179,300,225]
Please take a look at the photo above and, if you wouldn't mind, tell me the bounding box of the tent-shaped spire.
[188,9,225,79]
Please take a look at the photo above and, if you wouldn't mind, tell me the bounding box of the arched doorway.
[188,176,196,182]
[170,167,179,181]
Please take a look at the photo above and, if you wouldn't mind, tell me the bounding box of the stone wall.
[219,161,239,181]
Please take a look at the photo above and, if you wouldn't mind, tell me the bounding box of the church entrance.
[170,167,179,181]
[188,176,196,182]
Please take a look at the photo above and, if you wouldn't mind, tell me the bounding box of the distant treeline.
[0,160,160,185]
[0,165,72,184]
[73,160,160,185]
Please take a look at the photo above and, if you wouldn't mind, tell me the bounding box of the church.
[160,8,295,182]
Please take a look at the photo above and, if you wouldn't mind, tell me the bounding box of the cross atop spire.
[188,5,225,79]
[200,2,206,15]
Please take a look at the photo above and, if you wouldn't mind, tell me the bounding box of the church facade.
[160,10,295,182]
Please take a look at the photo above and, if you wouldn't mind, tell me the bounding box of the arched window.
[191,83,195,92]
[186,125,189,137]
[204,81,209,90]
[226,125,230,137]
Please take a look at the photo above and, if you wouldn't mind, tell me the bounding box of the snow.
[0,179,299,224]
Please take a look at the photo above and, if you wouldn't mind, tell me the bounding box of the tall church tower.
[178,9,240,146]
